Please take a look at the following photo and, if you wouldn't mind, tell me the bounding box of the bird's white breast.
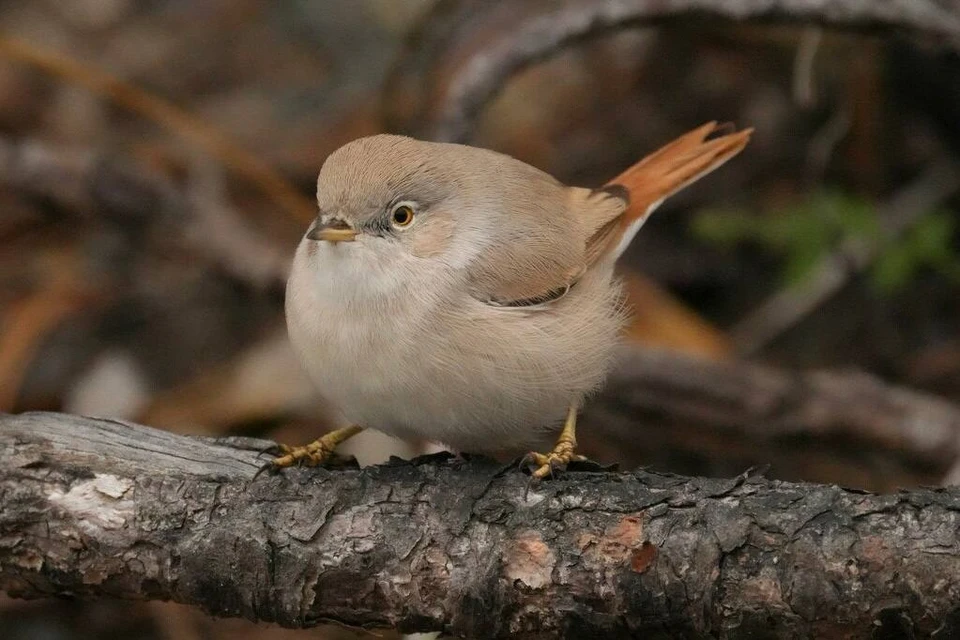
[286,238,624,454]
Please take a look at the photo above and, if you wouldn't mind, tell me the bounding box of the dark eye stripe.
[364,216,391,237]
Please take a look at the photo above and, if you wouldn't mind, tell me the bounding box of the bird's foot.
[253,425,363,478]
[523,439,586,480]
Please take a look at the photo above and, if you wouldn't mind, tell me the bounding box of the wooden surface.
[2,411,960,638]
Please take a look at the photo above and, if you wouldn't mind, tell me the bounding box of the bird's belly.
[291,308,616,453]
[287,254,623,454]
[299,321,577,452]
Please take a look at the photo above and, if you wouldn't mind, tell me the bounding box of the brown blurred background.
[2,0,960,637]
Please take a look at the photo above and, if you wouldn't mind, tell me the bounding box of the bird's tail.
[594,122,752,262]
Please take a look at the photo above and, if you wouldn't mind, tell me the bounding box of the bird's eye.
[391,203,415,228]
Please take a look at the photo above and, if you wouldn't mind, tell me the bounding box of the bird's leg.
[525,404,586,479]
[257,425,364,475]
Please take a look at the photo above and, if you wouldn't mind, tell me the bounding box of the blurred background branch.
[729,156,960,353]
[383,0,960,142]
[0,35,317,224]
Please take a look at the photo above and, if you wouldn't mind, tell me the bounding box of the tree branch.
[584,348,960,487]
[384,0,960,141]
[0,135,290,289]
[2,411,960,638]
[730,158,960,354]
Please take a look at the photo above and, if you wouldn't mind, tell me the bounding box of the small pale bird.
[270,122,751,478]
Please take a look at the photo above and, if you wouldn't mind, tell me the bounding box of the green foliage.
[872,212,960,293]
[691,190,960,294]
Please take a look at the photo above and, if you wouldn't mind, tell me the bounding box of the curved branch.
[383,0,960,141]
[2,412,960,638]
[584,348,960,486]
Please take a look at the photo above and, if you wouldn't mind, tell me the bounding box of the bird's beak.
[306,217,357,243]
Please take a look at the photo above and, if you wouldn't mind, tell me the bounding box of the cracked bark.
[2,412,960,638]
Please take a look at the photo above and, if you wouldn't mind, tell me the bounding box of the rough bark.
[384,0,960,141]
[2,412,960,638]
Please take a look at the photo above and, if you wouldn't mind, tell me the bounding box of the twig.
[805,105,852,180]
[730,159,960,354]
[0,136,289,289]
[183,151,292,288]
[2,411,960,638]
[384,0,960,141]
[0,35,315,224]
[792,27,823,108]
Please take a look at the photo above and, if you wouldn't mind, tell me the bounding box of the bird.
[268,122,751,479]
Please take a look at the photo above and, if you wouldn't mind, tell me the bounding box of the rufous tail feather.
[587,122,752,264]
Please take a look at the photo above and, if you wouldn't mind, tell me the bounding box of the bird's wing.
[584,122,753,265]
[468,186,627,308]
[465,162,591,308]
[569,185,630,266]
[467,222,588,308]
[469,123,751,308]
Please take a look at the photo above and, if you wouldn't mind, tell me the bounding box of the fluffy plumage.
[286,123,751,453]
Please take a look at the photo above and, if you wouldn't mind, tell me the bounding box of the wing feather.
[471,122,751,308]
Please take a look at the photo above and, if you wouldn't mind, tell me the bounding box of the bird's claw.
[255,443,292,460]
[522,442,586,480]
[251,439,337,480]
